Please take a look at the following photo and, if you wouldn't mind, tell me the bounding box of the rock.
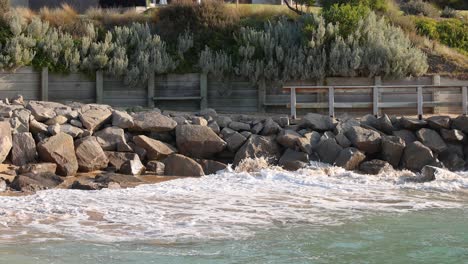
[415,128,447,153]
[119,156,145,175]
[345,126,382,154]
[400,117,427,130]
[26,101,65,121]
[377,114,395,134]
[401,141,436,171]
[11,94,24,105]
[19,163,57,175]
[192,116,208,126]
[417,165,443,182]
[335,118,360,134]
[335,133,351,148]
[439,152,465,171]
[79,104,112,131]
[451,115,468,134]
[94,126,128,151]
[381,136,405,168]
[198,108,218,119]
[359,160,392,175]
[60,124,84,138]
[273,116,290,128]
[37,133,78,176]
[316,138,343,164]
[197,159,227,175]
[149,131,174,144]
[228,121,250,131]
[261,118,281,136]
[10,172,63,192]
[94,173,142,187]
[361,114,379,129]
[276,130,301,149]
[208,121,220,134]
[48,123,61,136]
[0,179,6,192]
[173,116,188,125]
[251,122,263,134]
[133,135,177,160]
[241,131,252,138]
[321,131,335,141]
[278,149,309,171]
[132,111,177,132]
[146,160,165,175]
[216,116,232,128]
[164,154,204,176]
[392,129,417,144]
[0,121,12,163]
[334,147,366,170]
[29,119,48,134]
[226,132,247,152]
[221,127,236,139]
[176,125,226,159]
[70,180,101,190]
[112,110,134,129]
[105,152,140,171]
[301,113,334,131]
[426,116,451,130]
[70,119,83,128]
[296,131,321,154]
[75,136,109,172]
[10,108,30,133]
[45,115,68,125]
[440,129,465,142]
[11,132,37,166]
[233,135,281,166]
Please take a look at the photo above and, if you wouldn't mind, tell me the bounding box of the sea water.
[0,162,467,263]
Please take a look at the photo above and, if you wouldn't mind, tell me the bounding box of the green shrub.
[322,4,370,37]
[436,19,468,52]
[320,0,388,12]
[415,17,439,39]
[401,0,440,17]
[441,6,457,18]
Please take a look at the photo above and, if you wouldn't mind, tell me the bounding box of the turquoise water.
[0,163,467,263]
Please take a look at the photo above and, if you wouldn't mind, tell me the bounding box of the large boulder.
[261,118,281,135]
[94,126,128,151]
[26,101,66,122]
[197,159,228,175]
[176,125,226,159]
[296,131,321,154]
[60,124,84,138]
[146,160,165,175]
[11,132,37,166]
[233,135,281,166]
[132,111,177,132]
[120,156,145,176]
[335,118,360,134]
[79,104,112,131]
[105,151,140,171]
[359,160,392,175]
[19,163,57,175]
[164,154,204,176]
[229,121,250,131]
[334,147,366,170]
[345,126,382,154]
[75,136,109,172]
[112,110,134,129]
[401,141,436,171]
[0,121,12,163]
[426,116,451,130]
[301,113,334,131]
[276,129,301,149]
[399,117,427,130]
[225,132,247,152]
[415,128,447,153]
[133,135,177,160]
[381,136,405,168]
[278,149,309,171]
[10,172,63,192]
[37,133,78,176]
[315,138,343,164]
[377,114,395,134]
[392,129,417,144]
[29,119,48,134]
[440,128,465,142]
[10,108,30,133]
[439,152,465,171]
[451,115,468,134]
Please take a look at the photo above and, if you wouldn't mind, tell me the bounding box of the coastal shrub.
[198,46,232,80]
[441,6,457,18]
[0,0,9,14]
[85,7,150,28]
[416,17,468,53]
[401,0,440,17]
[320,0,388,12]
[428,0,468,10]
[322,4,370,37]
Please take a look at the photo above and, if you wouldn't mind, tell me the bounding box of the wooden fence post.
[200,73,208,110]
[147,72,155,108]
[462,86,467,116]
[417,86,423,120]
[374,76,382,116]
[258,78,266,113]
[432,75,441,114]
[41,67,48,101]
[328,86,335,118]
[96,70,103,104]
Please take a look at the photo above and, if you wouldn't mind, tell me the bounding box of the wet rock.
[440,129,465,142]
[416,165,444,182]
[334,147,366,170]
[119,156,145,176]
[94,126,128,151]
[416,128,447,153]
[261,118,281,136]
[401,141,436,171]
[278,149,309,171]
[164,154,204,176]
[75,136,109,172]
[112,110,134,129]
[400,117,427,130]
[94,173,142,187]
[0,121,12,163]
[133,135,177,160]
[233,135,282,166]
[296,131,321,154]
[105,152,140,171]
[426,116,451,130]
[226,132,247,152]
[197,159,228,175]
[301,113,334,131]
[10,172,63,192]
[37,133,78,176]
[439,152,465,171]
[316,138,343,164]
[345,126,382,154]
[176,125,226,159]
[359,160,392,175]
[146,160,165,175]
[451,115,468,134]
[70,180,101,190]
[19,163,57,175]
[11,132,37,166]
[228,121,250,131]
[381,136,405,168]
[79,104,112,131]
[0,179,6,192]
[276,130,301,149]
[131,111,177,132]
[392,129,417,144]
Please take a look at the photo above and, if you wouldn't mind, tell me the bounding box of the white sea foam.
[0,162,467,243]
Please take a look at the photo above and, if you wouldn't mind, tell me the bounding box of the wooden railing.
[283,85,468,119]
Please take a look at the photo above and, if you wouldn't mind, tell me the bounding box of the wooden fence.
[1,67,467,115]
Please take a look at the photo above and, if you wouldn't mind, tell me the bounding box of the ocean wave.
[0,162,467,243]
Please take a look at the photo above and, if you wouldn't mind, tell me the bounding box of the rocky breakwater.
[0,95,465,193]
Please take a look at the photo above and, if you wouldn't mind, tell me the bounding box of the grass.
[85,7,150,27]
[226,4,319,18]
